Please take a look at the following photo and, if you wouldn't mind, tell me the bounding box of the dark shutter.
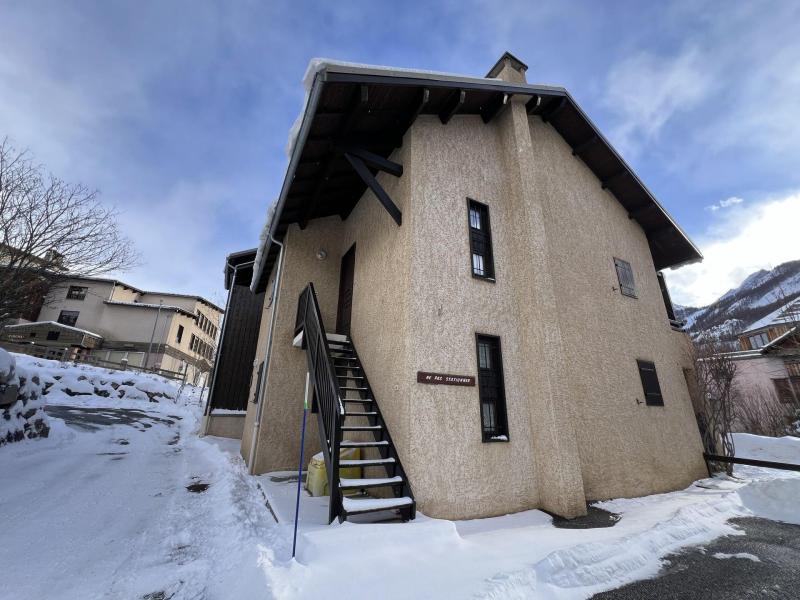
[252,361,264,404]
[468,199,495,280]
[637,360,664,406]
[657,272,676,321]
[614,258,636,298]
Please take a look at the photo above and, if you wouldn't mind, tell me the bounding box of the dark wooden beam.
[648,225,675,239]
[299,85,369,229]
[628,204,653,220]
[572,135,599,156]
[481,93,511,123]
[439,89,466,124]
[541,97,567,123]
[601,169,629,190]
[335,145,403,177]
[526,94,541,114]
[344,153,402,226]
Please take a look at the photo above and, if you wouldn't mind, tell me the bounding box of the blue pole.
[292,373,311,559]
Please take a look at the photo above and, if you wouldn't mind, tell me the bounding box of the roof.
[742,298,800,334]
[251,58,702,292]
[762,326,799,352]
[3,320,103,339]
[60,274,223,313]
[223,248,257,290]
[103,300,197,319]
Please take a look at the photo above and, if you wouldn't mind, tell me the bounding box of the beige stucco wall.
[243,81,706,520]
[203,413,246,439]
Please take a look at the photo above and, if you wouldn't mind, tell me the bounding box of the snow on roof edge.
[742,297,800,334]
[3,320,103,339]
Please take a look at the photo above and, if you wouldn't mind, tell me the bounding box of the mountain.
[676,260,800,347]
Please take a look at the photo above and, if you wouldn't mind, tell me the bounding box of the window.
[476,334,509,441]
[468,199,495,280]
[176,325,184,344]
[57,310,79,327]
[66,286,88,300]
[636,360,664,406]
[29,332,36,338]
[773,377,800,404]
[748,332,770,349]
[614,258,636,298]
[46,330,60,341]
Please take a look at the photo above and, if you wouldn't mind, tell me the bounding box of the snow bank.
[737,478,800,525]
[12,353,181,404]
[732,432,800,463]
[0,348,50,446]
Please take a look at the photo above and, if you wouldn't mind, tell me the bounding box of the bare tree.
[736,386,796,437]
[690,343,738,474]
[0,138,138,322]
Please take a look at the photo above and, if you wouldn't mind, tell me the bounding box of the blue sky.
[2,0,799,307]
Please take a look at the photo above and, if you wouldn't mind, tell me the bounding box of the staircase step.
[333,357,359,362]
[341,425,382,431]
[340,440,388,448]
[342,398,373,404]
[337,375,365,380]
[340,457,395,468]
[342,496,414,515]
[344,411,377,417]
[339,476,403,490]
[340,386,368,391]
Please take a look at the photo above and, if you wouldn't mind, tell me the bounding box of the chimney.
[486,51,528,84]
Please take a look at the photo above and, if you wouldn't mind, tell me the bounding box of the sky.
[1,0,799,308]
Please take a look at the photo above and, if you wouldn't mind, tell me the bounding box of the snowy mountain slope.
[676,260,800,344]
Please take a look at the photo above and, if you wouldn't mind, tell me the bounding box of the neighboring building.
[203,249,265,439]
[0,321,102,361]
[721,298,800,424]
[238,54,708,523]
[4,275,223,383]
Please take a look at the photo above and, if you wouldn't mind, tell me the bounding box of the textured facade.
[239,58,707,520]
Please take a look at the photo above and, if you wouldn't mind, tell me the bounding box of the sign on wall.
[416,371,475,386]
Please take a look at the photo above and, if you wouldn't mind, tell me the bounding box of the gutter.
[247,236,286,474]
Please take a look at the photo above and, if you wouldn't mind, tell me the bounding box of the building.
[203,249,265,439]
[237,54,708,523]
[2,275,223,383]
[722,298,800,420]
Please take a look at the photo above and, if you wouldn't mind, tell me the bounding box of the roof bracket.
[481,92,511,123]
[601,169,629,190]
[572,135,599,156]
[541,97,567,123]
[336,145,402,177]
[439,89,466,124]
[344,153,402,226]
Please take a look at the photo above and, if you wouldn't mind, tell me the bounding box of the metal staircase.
[295,283,416,523]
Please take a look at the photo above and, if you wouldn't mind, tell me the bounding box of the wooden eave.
[253,65,701,292]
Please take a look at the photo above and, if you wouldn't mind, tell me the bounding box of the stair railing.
[295,282,344,523]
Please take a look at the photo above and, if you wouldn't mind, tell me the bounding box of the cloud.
[666,193,800,306]
[706,196,744,212]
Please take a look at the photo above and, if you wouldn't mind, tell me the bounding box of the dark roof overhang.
[252,63,702,292]
[224,248,257,290]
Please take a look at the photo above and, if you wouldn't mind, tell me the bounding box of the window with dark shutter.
[252,361,264,404]
[176,325,184,344]
[614,258,636,298]
[636,360,664,406]
[468,199,495,280]
[476,334,509,441]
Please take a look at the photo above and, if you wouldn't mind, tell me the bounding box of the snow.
[712,552,760,562]
[2,319,103,338]
[742,297,800,333]
[2,357,799,599]
[341,495,413,512]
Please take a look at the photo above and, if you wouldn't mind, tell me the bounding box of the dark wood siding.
[208,284,265,411]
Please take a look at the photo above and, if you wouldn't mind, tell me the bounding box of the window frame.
[613,257,637,298]
[66,285,88,301]
[467,198,496,282]
[475,333,509,442]
[57,310,80,327]
[636,359,664,406]
[176,324,184,344]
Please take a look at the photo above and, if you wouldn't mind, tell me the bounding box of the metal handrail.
[295,282,345,522]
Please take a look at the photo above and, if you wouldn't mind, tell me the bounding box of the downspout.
[247,236,285,474]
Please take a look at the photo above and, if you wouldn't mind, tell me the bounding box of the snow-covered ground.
[1,355,799,599]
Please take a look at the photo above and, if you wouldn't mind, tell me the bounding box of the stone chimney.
[486,51,528,84]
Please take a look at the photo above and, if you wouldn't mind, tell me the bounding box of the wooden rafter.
[344,153,402,226]
[481,93,511,123]
[439,89,466,124]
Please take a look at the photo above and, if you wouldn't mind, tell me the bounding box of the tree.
[690,343,738,474]
[0,138,138,322]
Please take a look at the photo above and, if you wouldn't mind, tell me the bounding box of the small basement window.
[636,360,664,406]
[468,199,495,280]
[614,258,636,298]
